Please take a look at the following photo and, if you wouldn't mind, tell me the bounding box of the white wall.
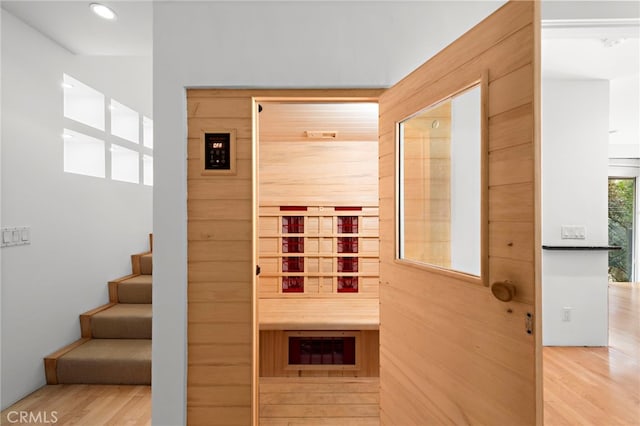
[153,1,505,424]
[609,75,640,158]
[1,11,152,408]
[542,79,610,346]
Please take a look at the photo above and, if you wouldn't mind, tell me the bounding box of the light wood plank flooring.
[2,284,636,425]
[1,385,150,425]
[544,283,640,425]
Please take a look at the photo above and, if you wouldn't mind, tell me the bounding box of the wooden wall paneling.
[258,101,378,207]
[258,206,379,301]
[378,2,538,425]
[489,142,534,187]
[187,98,252,119]
[259,375,381,425]
[187,89,383,425]
[489,103,534,151]
[187,407,252,426]
[259,140,378,207]
[258,102,379,143]
[259,330,379,378]
[187,92,254,424]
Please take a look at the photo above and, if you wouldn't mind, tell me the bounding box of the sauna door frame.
[252,92,383,425]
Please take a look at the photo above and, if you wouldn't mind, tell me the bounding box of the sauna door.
[378,1,540,424]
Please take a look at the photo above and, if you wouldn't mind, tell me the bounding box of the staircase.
[44,236,153,385]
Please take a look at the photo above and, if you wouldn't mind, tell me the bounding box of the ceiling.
[1,1,152,56]
[542,20,640,80]
[2,1,638,80]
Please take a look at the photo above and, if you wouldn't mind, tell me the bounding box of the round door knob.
[491,280,516,302]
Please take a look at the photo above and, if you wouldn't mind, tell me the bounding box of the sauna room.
[186,85,482,422]
[256,101,381,378]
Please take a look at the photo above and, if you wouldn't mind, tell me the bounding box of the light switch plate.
[561,225,586,240]
[1,226,31,247]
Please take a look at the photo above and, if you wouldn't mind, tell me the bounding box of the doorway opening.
[608,177,636,282]
[254,99,381,423]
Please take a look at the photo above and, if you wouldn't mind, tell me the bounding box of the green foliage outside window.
[608,178,634,282]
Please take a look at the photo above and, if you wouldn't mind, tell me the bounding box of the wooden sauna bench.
[259,298,379,330]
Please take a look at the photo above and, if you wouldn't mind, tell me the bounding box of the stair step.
[91,304,152,339]
[140,253,152,275]
[116,275,152,304]
[56,339,150,385]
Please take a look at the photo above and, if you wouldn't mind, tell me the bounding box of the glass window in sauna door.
[398,85,482,277]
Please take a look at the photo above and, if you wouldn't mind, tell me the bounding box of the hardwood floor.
[2,285,636,425]
[544,284,640,425]
[1,385,150,425]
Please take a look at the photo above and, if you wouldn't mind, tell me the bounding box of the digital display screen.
[204,133,231,170]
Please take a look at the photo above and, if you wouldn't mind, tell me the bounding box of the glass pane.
[63,129,105,178]
[111,99,139,143]
[111,144,139,183]
[63,74,105,131]
[608,178,635,282]
[398,85,481,276]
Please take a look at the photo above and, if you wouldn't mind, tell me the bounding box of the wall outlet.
[562,307,572,322]
[561,225,586,240]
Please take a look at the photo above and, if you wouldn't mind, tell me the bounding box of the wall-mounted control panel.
[201,129,236,175]
[204,133,231,170]
[1,226,31,247]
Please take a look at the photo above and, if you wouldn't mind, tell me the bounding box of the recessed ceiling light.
[90,3,117,21]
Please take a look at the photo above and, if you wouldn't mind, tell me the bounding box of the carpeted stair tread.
[56,339,151,385]
[91,304,152,339]
[117,275,152,304]
[140,253,152,275]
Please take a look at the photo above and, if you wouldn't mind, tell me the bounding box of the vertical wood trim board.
[186,89,382,425]
[187,92,254,426]
[532,3,543,425]
[378,2,538,425]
